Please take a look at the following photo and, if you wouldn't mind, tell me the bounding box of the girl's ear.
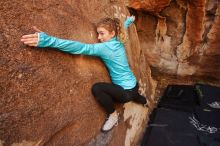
[110,30,116,37]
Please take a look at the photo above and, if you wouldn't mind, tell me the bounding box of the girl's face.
[97,27,115,42]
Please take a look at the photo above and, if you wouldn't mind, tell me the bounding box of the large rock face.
[0,0,155,146]
[1,0,219,146]
[128,0,220,83]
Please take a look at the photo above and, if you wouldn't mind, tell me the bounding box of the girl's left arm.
[21,31,106,57]
[37,32,105,56]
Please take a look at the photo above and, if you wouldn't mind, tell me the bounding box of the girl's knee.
[91,82,103,95]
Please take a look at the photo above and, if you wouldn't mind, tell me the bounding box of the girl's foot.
[101,111,119,132]
[133,95,147,105]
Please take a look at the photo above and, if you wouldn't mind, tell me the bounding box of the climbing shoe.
[101,112,119,132]
[133,95,147,105]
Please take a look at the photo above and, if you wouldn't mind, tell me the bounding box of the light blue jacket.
[37,17,136,89]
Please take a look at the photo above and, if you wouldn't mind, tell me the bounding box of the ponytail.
[112,18,128,44]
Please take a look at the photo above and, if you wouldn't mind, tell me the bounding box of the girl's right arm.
[21,30,106,57]
[124,15,135,29]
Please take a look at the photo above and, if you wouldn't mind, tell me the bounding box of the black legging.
[92,82,146,114]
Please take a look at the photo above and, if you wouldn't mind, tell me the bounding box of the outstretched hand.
[127,15,135,22]
[21,26,42,47]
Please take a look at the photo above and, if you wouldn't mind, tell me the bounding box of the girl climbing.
[21,16,147,132]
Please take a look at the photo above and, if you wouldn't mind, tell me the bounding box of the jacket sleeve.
[124,17,135,29]
[37,32,107,57]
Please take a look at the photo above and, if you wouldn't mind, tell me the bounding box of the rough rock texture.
[128,0,220,83]
[2,0,219,146]
[0,0,155,146]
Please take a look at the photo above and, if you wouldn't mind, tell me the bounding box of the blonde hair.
[96,18,128,43]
